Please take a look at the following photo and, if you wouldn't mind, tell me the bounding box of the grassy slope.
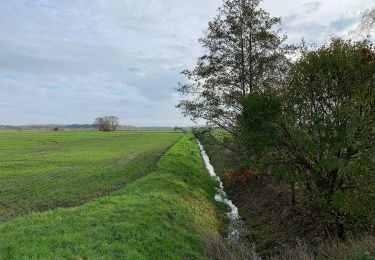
[201,137,375,259]
[0,135,225,259]
[0,131,182,221]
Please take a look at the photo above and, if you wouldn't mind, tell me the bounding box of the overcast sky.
[0,0,373,126]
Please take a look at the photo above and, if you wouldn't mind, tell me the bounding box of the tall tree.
[176,0,287,133]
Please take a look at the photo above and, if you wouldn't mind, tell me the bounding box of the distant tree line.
[177,0,374,239]
[94,116,119,132]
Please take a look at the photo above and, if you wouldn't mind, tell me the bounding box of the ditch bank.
[0,135,242,259]
[197,139,260,259]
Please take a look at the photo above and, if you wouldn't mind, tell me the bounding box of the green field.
[0,131,227,259]
[0,131,182,221]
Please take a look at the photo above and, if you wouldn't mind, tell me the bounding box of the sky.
[0,0,373,126]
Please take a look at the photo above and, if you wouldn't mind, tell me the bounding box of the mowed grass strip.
[0,135,224,259]
[0,131,182,221]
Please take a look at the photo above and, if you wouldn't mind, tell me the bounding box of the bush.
[237,39,375,237]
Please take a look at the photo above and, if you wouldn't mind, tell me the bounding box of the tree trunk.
[335,213,345,240]
[290,183,296,215]
[290,183,296,206]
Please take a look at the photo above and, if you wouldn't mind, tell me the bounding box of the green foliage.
[175,0,374,243]
[282,39,375,233]
[234,93,284,174]
[0,135,225,259]
[239,93,281,151]
[231,39,375,236]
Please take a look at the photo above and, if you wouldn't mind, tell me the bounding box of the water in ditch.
[197,139,261,259]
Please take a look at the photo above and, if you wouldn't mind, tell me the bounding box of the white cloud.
[262,0,374,43]
[0,0,373,126]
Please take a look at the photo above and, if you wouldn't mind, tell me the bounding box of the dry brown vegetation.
[201,137,375,259]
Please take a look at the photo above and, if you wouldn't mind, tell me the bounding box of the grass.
[0,131,182,221]
[0,134,229,259]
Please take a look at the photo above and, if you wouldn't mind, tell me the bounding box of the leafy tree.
[176,0,287,134]
[178,0,375,240]
[238,38,375,237]
[278,39,375,237]
[237,92,301,206]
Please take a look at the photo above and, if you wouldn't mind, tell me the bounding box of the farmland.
[0,131,183,221]
[0,131,232,258]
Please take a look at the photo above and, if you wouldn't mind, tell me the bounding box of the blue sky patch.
[128,67,142,73]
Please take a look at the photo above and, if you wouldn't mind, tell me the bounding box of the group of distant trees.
[178,0,374,239]
[94,116,119,132]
